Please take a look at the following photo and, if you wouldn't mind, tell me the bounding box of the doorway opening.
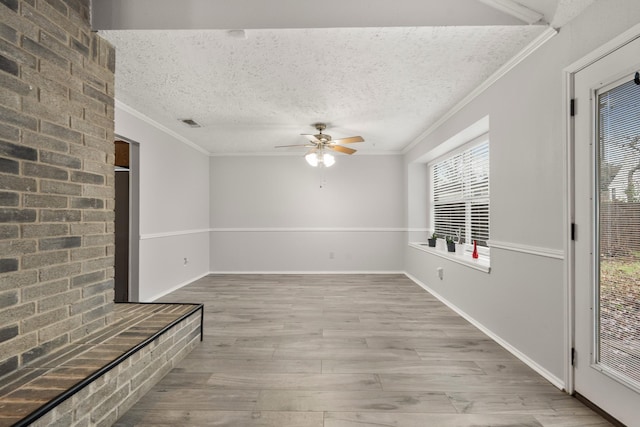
[114,138,140,302]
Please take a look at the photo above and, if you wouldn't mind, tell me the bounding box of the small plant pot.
[446,241,456,252]
[427,238,437,247]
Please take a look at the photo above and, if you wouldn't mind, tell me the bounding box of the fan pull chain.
[319,168,327,189]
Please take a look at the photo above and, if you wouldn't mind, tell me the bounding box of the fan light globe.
[305,152,319,167]
[323,153,335,167]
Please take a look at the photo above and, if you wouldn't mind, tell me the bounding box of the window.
[596,77,640,387]
[430,135,489,251]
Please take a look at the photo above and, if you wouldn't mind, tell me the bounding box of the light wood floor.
[115,274,611,427]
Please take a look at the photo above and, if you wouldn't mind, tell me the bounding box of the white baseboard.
[208,270,405,275]
[404,272,566,391]
[144,272,210,302]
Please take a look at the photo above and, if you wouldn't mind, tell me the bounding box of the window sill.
[409,242,491,273]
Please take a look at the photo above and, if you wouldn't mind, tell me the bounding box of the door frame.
[115,134,141,302]
[564,22,640,396]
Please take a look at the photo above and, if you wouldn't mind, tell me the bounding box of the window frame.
[428,133,490,258]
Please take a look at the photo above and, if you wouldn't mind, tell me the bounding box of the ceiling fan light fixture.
[278,123,362,167]
[305,151,335,168]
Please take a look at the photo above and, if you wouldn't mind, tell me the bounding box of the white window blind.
[597,76,640,387]
[432,138,489,246]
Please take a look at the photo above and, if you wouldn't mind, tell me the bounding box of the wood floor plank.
[115,274,612,426]
[415,339,518,361]
[172,358,322,374]
[379,373,553,393]
[474,360,545,376]
[534,415,617,426]
[205,373,381,390]
[274,336,368,350]
[447,392,562,415]
[447,391,611,416]
[114,410,324,427]
[255,390,455,413]
[323,359,485,375]
[324,412,544,427]
[323,329,449,338]
[273,347,421,360]
[188,344,276,358]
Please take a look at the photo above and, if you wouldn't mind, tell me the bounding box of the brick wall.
[30,311,202,427]
[0,0,116,379]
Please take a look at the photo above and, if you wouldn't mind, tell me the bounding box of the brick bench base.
[0,303,203,427]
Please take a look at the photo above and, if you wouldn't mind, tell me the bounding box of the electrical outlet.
[437,267,444,280]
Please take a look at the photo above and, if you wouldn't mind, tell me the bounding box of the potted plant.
[446,236,456,252]
[427,232,437,247]
[455,230,464,254]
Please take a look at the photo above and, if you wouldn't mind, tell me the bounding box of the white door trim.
[115,134,141,302]
[563,21,640,397]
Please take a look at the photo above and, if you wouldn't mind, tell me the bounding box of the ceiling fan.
[275,123,364,167]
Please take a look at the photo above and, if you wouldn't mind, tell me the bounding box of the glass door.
[573,36,640,427]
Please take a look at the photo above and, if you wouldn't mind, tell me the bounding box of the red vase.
[472,240,479,259]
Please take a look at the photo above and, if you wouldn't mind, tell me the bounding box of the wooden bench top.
[0,303,203,427]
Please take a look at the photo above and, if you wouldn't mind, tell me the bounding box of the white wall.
[115,106,210,301]
[210,154,405,272]
[405,0,640,388]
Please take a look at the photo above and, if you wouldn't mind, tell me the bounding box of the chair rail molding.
[140,228,211,240]
[209,227,407,232]
[488,240,564,260]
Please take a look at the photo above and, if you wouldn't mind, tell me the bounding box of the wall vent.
[180,118,201,128]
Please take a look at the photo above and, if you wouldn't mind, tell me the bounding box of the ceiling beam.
[91,0,536,30]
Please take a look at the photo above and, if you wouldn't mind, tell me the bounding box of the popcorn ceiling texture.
[100,25,547,154]
[551,0,597,26]
[100,0,597,156]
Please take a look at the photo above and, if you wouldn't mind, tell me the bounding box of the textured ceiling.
[98,1,595,155]
[550,0,596,26]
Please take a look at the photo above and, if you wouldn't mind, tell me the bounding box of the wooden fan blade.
[275,144,315,148]
[332,136,363,144]
[301,134,321,143]
[329,145,356,155]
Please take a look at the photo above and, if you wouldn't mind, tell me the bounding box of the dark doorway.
[114,140,130,302]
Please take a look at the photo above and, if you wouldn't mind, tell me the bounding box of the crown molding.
[115,100,210,156]
[208,151,403,157]
[478,0,545,25]
[402,26,558,155]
